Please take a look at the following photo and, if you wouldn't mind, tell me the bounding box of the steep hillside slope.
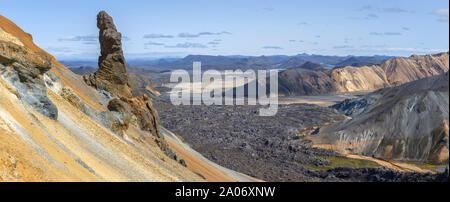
[69,66,97,75]
[278,53,448,96]
[0,13,247,182]
[129,73,162,97]
[314,72,449,164]
[278,65,335,96]
[0,15,67,70]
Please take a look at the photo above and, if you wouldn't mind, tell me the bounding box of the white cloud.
[333,45,354,49]
[177,31,231,38]
[145,42,165,46]
[143,34,174,39]
[58,35,97,42]
[262,46,283,49]
[384,47,448,53]
[434,8,449,17]
[433,8,449,22]
[165,42,208,48]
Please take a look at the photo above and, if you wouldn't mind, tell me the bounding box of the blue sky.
[1,0,448,60]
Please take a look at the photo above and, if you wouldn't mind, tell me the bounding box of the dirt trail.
[345,154,434,173]
[313,145,435,173]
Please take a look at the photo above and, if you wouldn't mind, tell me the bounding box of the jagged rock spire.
[84,10,132,98]
[83,11,183,164]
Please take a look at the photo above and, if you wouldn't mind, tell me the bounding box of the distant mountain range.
[334,55,395,67]
[228,52,448,98]
[68,52,448,101]
[63,54,395,72]
[277,52,449,96]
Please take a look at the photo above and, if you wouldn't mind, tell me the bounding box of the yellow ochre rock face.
[0,14,215,182]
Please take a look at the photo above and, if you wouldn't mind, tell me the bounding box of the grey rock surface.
[0,41,58,119]
[324,72,449,163]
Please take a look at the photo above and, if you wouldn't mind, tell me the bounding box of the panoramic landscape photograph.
[0,0,448,194]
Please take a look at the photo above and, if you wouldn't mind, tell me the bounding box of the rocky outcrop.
[84,11,132,98]
[82,11,180,161]
[278,52,449,96]
[0,40,57,119]
[319,72,449,164]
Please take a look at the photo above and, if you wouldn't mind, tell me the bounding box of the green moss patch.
[305,156,381,170]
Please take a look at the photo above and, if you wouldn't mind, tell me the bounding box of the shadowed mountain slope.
[316,72,449,164]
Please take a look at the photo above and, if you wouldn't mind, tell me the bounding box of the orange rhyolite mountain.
[0,13,254,182]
